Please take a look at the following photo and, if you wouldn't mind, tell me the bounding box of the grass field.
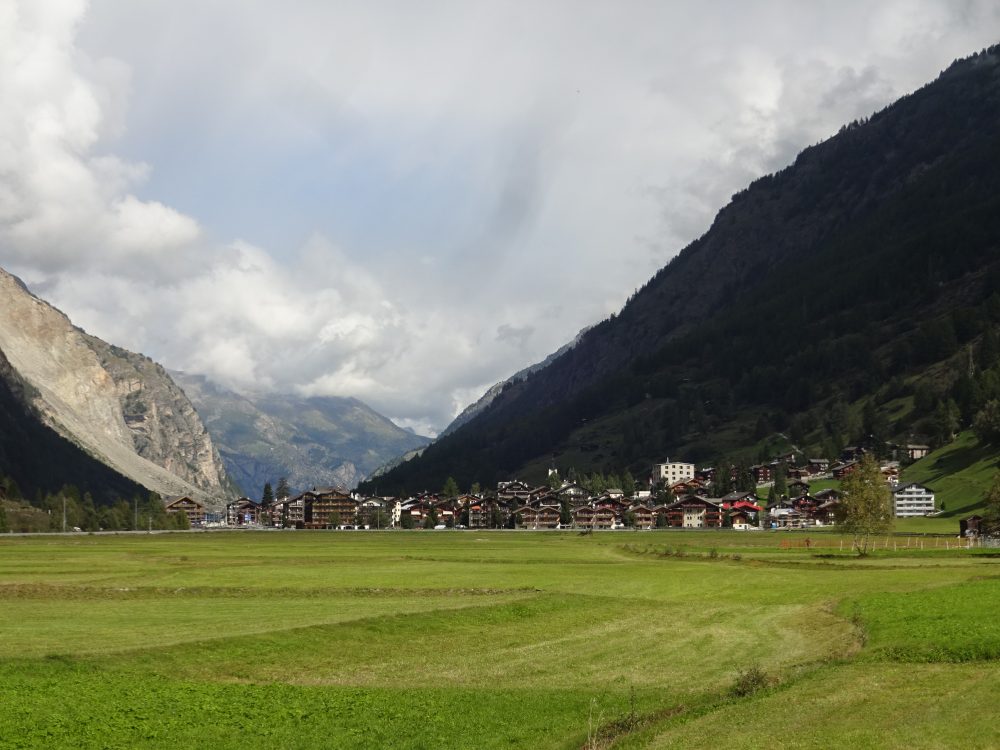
[0,530,998,748]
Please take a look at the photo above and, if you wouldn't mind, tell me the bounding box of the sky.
[2,1,1000,435]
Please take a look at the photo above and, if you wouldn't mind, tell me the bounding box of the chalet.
[807,458,830,475]
[695,467,715,483]
[226,497,261,526]
[670,479,706,497]
[431,498,458,526]
[356,498,389,529]
[514,504,561,529]
[787,467,810,480]
[272,495,305,527]
[831,461,859,479]
[961,515,985,537]
[458,496,487,528]
[401,498,434,527]
[767,500,795,524]
[814,488,842,503]
[629,504,655,529]
[571,504,617,529]
[164,496,206,526]
[773,509,808,529]
[841,446,865,462]
[814,498,840,525]
[750,465,772,484]
[892,483,935,517]
[555,483,589,504]
[904,444,931,461]
[881,462,901,484]
[661,497,724,529]
[729,510,755,530]
[788,479,811,498]
[720,491,760,507]
[497,480,547,506]
[302,488,355,528]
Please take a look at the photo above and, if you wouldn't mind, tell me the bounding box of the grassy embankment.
[0,530,998,748]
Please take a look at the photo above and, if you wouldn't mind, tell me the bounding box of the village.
[161,445,959,533]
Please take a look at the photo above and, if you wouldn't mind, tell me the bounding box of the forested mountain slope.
[361,45,1000,495]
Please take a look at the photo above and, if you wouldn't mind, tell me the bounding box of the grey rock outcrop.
[0,267,235,506]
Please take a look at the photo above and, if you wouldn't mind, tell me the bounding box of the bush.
[730,664,769,697]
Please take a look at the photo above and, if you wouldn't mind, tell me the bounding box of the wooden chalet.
[226,497,261,526]
[661,497,723,529]
[670,479,706,497]
[814,488,842,503]
[695,467,715,483]
[272,495,305,527]
[555,483,589,505]
[831,461,859,479]
[513,504,561,529]
[961,515,985,537]
[458,496,488,528]
[629,504,655,529]
[750,464,772,484]
[729,509,755,530]
[356,498,389,529]
[807,458,830,475]
[497,480,547,506]
[720,491,760,507]
[164,495,206,526]
[571,504,617,529]
[302,487,355,528]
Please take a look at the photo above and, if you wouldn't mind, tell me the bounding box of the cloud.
[2,0,1000,435]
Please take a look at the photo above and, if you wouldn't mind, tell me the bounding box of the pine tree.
[275,477,290,501]
[441,477,460,499]
[0,498,8,533]
[773,463,788,499]
[262,482,274,505]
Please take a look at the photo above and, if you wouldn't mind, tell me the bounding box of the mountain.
[171,372,431,494]
[439,327,591,438]
[360,45,1000,495]
[0,267,236,505]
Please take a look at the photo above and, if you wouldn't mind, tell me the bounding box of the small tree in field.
[835,455,893,555]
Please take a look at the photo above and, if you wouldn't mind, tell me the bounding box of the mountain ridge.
[359,44,1000,495]
[171,371,431,494]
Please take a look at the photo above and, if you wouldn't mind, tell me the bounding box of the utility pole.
[62,496,66,533]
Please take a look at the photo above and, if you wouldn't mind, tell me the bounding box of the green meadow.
[0,530,997,749]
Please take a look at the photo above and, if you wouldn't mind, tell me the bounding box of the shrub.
[730,664,769,697]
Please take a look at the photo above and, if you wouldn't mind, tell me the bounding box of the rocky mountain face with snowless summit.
[0,267,236,505]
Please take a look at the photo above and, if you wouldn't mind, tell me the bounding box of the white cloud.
[2,0,1000,433]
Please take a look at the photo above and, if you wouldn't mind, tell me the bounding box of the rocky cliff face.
[0,267,235,505]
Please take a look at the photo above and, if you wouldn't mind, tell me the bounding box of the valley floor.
[0,530,997,748]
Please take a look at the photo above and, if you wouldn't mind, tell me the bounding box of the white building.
[652,459,695,485]
[892,483,935,517]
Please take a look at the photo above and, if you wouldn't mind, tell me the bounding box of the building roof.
[892,483,934,494]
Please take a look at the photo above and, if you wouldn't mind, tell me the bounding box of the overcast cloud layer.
[2,1,1000,434]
